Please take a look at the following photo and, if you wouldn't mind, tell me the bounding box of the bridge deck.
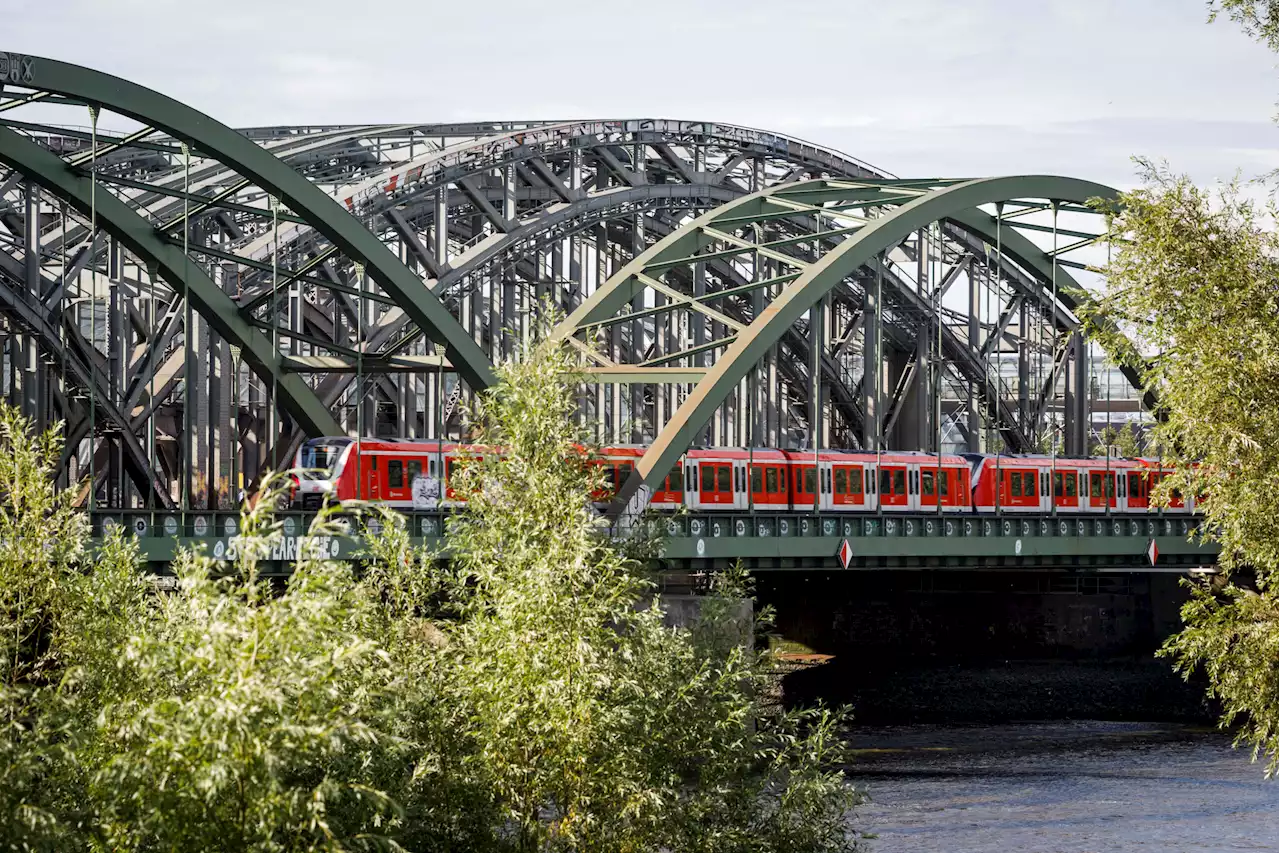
[90,510,1215,573]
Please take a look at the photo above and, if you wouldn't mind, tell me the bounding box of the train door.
[1039,466,1052,512]
[385,458,408,504]
[1053,469,1081,512]
[1126,470,1149,512]
[733,460,749,510]
[1087,469,1116,510]
[363,454,380,502]
[697,460,735,508]
[817,460,834,511]
[878,464,908,510]
[831,464,864,511]
[919,463,949,511]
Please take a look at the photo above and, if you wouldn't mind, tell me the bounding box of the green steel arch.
[576,175,1128,517]
[0,125,343,437]
[3,52,496,395]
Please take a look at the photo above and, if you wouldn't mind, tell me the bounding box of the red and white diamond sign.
[837,538,853,570]
[1147,538,1159,566]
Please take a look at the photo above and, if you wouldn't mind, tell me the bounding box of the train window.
[801,467,815,495]
[758,467,771,493]
[603,465,617,489]
[939,471,949,496]
[850,469,863,495]
[717,465,731,492]
[1010,473,1022,497]
[1053,472,1063,497]
[866,468,874,493]
[1065,472,1077,497]
[893,470,906,496]
[408,460,422,482]
[445,459,455,483]
[880,469,891,495]
[749,466,761,493]
[1107,475,1115,498]
[701,465,715,491]
[1023,472,1036,497]
[735,466,743,492]
[1090,472,1102,498]
[921,470,934,496]
[1128,473,1143,497]
[834,468,846,494]
[668,465,683,492]
[388,460,404,489]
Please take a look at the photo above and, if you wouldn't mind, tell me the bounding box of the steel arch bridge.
[0,52,1147,517]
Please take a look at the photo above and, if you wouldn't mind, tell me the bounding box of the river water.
[845,721,1277,852]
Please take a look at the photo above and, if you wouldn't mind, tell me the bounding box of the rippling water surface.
[845,721,1277,852]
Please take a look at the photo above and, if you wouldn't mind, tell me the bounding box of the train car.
[965,454,1180,514]
[591,445,685,510]
[810,451,970,513]
[293,437,460,510]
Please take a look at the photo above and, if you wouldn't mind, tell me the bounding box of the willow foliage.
[0,313,864,850]
[1084,163,1278,774]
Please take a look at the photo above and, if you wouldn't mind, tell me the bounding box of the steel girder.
[0,52,495,391]
[0,126,343,437]
[550,176,1123,517]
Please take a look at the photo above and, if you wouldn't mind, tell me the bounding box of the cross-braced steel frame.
[0,52,1145,514]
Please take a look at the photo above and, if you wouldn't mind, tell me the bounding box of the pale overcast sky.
[5,0,1277,188]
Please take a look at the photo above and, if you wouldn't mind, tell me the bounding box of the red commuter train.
[290,436,1193,516]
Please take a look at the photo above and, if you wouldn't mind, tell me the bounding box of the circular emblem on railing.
[824,519,835,536]
[1146,521,1155,537]
[885,519,896,535]
[712,521,722,538]
[864,519,875,535]
[1059,521,1068,535]
[905,520,915,536]
[1015,538,1023,556]
[1039,521,1048,536]
[0,54,36,85]
[163,516,179,537]
[983,520,992,536]
[1095,520,1104,536]
[282,516,297,537]
[213,540,225,560]
[1002,520,1012,535]
[1130,521,1139,536]
[420,517,436,536]
[779,519,789,536]
[1021,521,1031,536]
[1112,521,1121,535]
[132,517,149,537]
[667,520,678,535]
[1077,521,1085,536]
[843,520,853,536]
[690,519,703,536]
[758,523,769,537]
[925,520,935,535]
[192,516,208,537]
[800,519,810,535]
[366,518,382,536]
[696,538,705,556]
[736,519,747,536]
[100,516,120,536]
[946,520,956,536]
[222,517,237,537]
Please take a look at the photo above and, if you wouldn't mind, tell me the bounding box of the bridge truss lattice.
[0,52,1145,513]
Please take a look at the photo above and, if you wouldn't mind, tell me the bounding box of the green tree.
[1208,0,1279,51]
[0,316,865,850]
[1084,164,1278,774]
